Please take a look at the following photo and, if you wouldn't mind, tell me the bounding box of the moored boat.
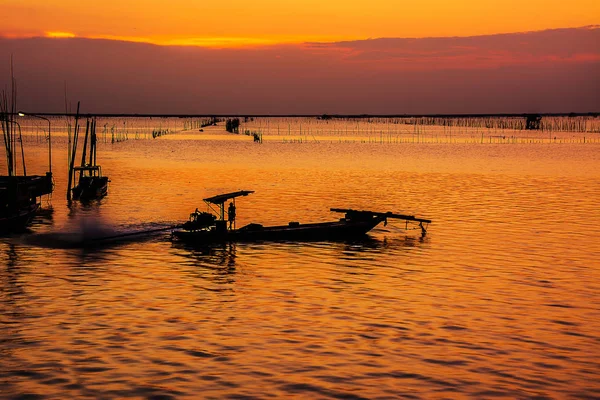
[71,166,109,201]
[0,175,52,234]
[68,115,109,202]
[0,201,39,234]
[1,78,54,233]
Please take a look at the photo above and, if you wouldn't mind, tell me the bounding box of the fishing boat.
[72,166,109,201]
[0,200,39,234]
[0,175,53,234]
[1,85,54,233]
[0,177,39,234]
[172,190,431,244]
[69,116,109,201]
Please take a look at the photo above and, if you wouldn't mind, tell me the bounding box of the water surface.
[1,119,599,398]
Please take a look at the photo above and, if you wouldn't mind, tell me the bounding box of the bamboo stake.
[80,119,90,179]
[67,101,80,201]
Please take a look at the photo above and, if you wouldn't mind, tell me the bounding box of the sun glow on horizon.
[45,31,76,38]
[6,31,361,48]
[2,0,598,49]
[7,25,598,50]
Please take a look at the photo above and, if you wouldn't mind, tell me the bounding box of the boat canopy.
[203,190,254,222]
[73,165,102,177]
[203,190,254,205]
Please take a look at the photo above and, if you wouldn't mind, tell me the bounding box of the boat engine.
[183,211,216,231]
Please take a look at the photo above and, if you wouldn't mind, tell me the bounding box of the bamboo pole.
[80,119,90,179]
[16,121,26,176]
[67,102,80,201]
[89,118,96,166]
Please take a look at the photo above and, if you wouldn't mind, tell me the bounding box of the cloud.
[0,27,598,114]
[309,26,600,69]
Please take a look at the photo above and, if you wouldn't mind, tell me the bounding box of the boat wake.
[23,216,176,249]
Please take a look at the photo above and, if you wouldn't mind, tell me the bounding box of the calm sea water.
[1,119,599,399]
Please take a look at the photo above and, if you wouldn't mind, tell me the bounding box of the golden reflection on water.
[1,119,599,398]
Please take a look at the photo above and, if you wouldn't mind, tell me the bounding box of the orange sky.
[1,0,599,46]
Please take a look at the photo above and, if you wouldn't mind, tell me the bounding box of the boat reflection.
[172,232,428,267]
[171,242,238,287]
[1,243,28,312]
[173,241,237,269]
[30,206,54,228]
[67,198,105,218]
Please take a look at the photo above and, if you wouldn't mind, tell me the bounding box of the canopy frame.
[203,190,254,221]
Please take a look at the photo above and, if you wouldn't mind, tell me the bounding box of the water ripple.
[1,136,599,398]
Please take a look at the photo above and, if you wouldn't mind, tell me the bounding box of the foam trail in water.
[21,214,117,249]
[23,215,177,249]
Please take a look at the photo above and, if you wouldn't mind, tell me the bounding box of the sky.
[0,1,598,114]
[2,0,599,46]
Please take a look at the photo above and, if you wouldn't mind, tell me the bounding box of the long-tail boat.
[171,190,431,244]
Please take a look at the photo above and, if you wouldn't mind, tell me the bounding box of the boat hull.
[1,175,50,234]
[72,177,109,201]
[0,203,40,234]
[172,217,384,244]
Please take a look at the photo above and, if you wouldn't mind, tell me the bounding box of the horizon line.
[1,25,598,49]
[12,112,600,119]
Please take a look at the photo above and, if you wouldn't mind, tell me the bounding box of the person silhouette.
[228,202,236,229]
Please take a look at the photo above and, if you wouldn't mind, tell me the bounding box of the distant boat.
[172,190,431,244]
